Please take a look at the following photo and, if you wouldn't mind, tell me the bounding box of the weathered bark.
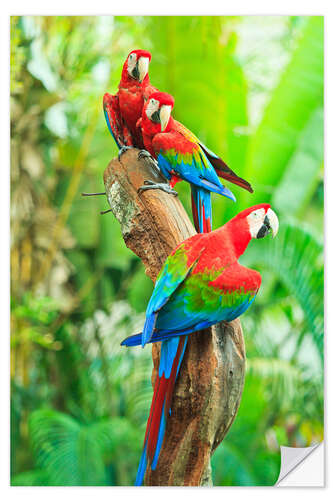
[103,148,246,486]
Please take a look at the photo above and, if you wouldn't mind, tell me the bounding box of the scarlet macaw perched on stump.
[121,204,279,485]
[103,49,157,150]
[137,91,253,233]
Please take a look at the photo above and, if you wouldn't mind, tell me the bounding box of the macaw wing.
[103,92,135,149]
[152,123,210,180]
[172,120,201,143]
[146,282,257,343]
[146,239,203,315]
[174,120,252,193]
[123,261,261,346]
[133,238,204,346]
[103,93,123,148]
[152,132,235,201]
[208,261,261,321]
[156,261,261,333]
[199,142,253,193]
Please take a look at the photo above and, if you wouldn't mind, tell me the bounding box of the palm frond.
[28,409,107,485]
[246,357,302,410]
[243,220,324,359]
[26,409,143,486]
[11,469,52,486]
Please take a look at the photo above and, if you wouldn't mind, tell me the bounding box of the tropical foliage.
[10,15,323,486]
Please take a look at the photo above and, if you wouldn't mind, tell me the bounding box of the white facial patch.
[127,52,137,75]
[145,98,160,119]
[247,208,266,238]
[266,208,279,237]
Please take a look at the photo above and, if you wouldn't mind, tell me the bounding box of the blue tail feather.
[191,185,213,233]
[135,442,148,486]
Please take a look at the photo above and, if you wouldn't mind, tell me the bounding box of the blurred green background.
[10,15,324,486]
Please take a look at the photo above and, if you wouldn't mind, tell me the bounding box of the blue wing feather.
[141,243,203,346]
[122,294,256,347]
[157,152,236,202]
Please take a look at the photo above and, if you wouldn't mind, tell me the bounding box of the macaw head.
[225,204,278,257]
[143,92,175,133]
[237,204,279,239]
[123,49,152,83]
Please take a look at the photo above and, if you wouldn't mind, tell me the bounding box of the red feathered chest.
[118,87,144,139]
[118,82,157,148]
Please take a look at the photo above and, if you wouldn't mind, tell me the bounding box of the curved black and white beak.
[132,57,149,83]
[160,105,172,132]
[150,104,172,132]
[257,208,279,239]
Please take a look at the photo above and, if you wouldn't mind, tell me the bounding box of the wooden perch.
[103,149,246,486]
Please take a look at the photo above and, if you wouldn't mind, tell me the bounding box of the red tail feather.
[143,336,187,465]
[146,376,168,461]
[202,204,212,233]
[191,191,211,233]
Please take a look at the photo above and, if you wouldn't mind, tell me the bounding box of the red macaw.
[121,204,279,485]
[137,91,253,233]
[103,49,157,151]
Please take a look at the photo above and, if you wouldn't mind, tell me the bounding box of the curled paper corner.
[276,442,324,486]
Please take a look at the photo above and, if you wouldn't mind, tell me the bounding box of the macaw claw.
[138,149,152,160]
[118,146,133,160]
[138,149,159,168]
[138,180,178,196]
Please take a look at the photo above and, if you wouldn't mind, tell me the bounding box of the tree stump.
[103,148,246,486]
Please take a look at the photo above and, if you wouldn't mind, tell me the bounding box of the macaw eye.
[150,99,156,105]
